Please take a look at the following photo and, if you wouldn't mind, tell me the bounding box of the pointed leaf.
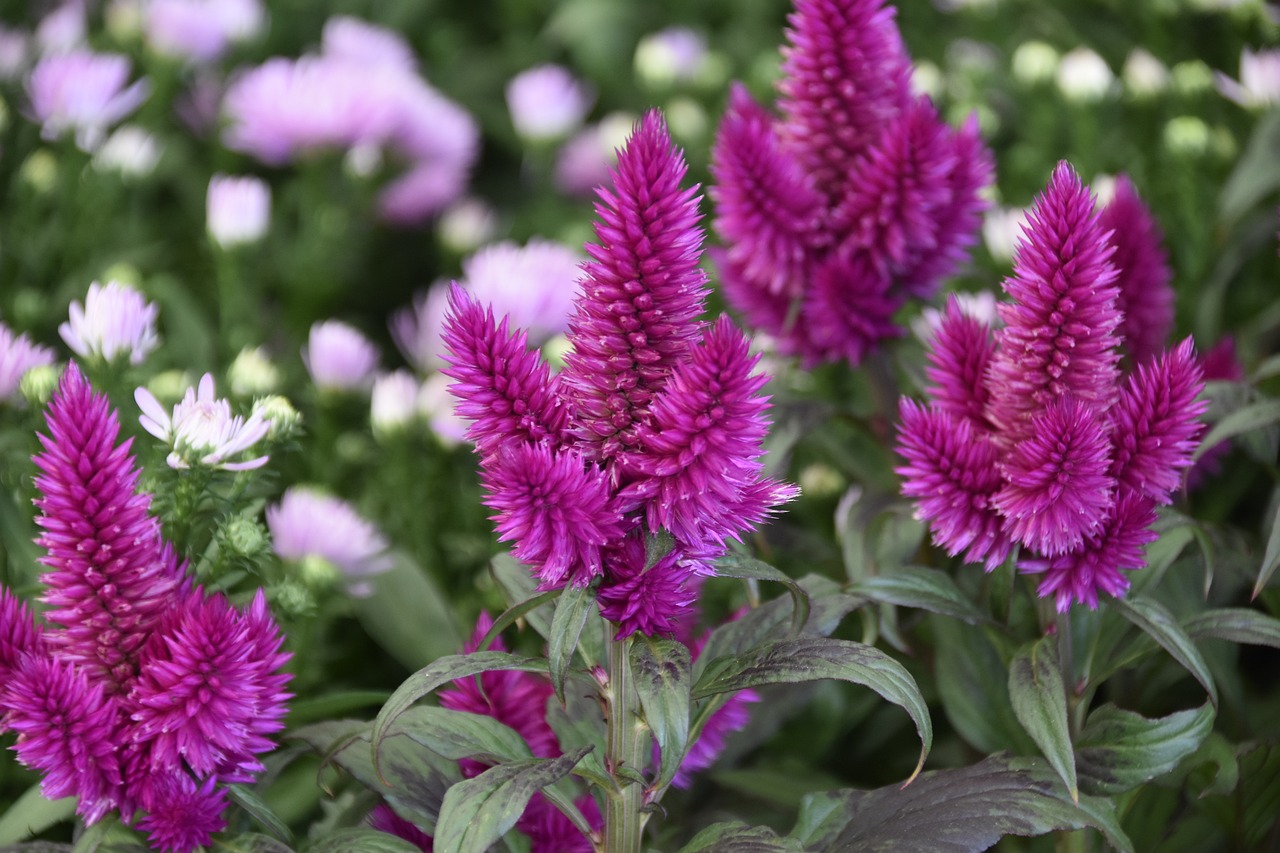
[0,785,75,844]
[285,690,389,727]
[932,617,1035,755]
[631,636,692,790]
[306,830,423,852]
[225,785,294,845]
[352,555,462,670]
[432,747,592,853]
[849,566,989,624]
[489,552,554,639]
[1113,596,1218,707]
[1192,398,1280,463]
[679,822,803,852]
[1008,637,1077,802]
[1184,607,1280,648]
[394,706,535,763]
[1075,702,1214,796]
[692,638,931,782]
[215,833,296,853]
[1255,498,1280,597]
[715,553,810,634]
[549,583,596,704]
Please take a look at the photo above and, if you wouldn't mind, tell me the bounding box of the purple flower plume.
[597,534,699,639]
[561,110,709,466]
[1099,176,1174,365]
[1189,337,1244,486]
[136,774,230,853]
[924,295,996,426]
[368,803,434,850]
[0,588,44,683]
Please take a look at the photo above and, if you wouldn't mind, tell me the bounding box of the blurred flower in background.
[1215,47,1280,108]
[142,0,265,64]
[553,112,634,197]
[0,26,30,80]
[1056,46,1114,102]
[370,369,422,436]
[634,27,709,90]
[303,320,380,392]
[27,50,150,149]
[59,281,160,365]
[206,174,271,248]
[267,487,394,594]
[506,64,594,142]
[92,125,163,177]
[34,1,86,55]
[0,323,56,402]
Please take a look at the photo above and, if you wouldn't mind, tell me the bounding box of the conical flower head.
[32,363,180,692]
[0,588,44,683]
[1099,175,1173,365]
[924,295,996,426]
[561,110,709,466]
[596,534,698,639]
[799,253,903,367]
[136,774,229,853]
[986,162,1122,438]
[441,284,567,457]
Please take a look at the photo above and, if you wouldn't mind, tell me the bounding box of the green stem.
[605,632,644,853]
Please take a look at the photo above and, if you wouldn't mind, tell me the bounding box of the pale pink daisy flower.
[266,487,395,591]
[506,64,594,141]
[144,0,264,64]
[206,174,271,248]
[135,374,271,470]
[59,281,159,365]
[303,321,380,392]
[0,322,55,401]
[27,50,149,150]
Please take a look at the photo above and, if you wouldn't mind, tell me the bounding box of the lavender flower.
[321,16,416,70]
[59,280,160,365]
[1215,47,1280,109]
[135,373,271,470]
[1098,175,1173,365]
[303,320,380,392]
[266,487,395,588]
[392,285,451,373]
[553,116,629,197]
[207,174,271,248]
[506,64,594,142]
[463,240,582,346]
[144,0,264,64]
[371,370,422,434]
[0,321,55,402]
[27,49,149,149]
[634,28,708,89]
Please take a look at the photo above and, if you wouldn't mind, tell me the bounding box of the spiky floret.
[895,400,1011,570]
[596,534,699,639]
[775,0,912,194]
[993,396,1115,556]
[441,284,567,457]
[1108,337,1206,503]
[799,253,903,366]
[480,443,625,588]
[986,162,1121,438]
[32,363,181,692]
[0,589,44,683]
[560,110,709,465]
[924,295,996,426]
[135,774,229,853]
[1099,175,1173,365]
[1020,491,1158,611]
[3,656,122,823]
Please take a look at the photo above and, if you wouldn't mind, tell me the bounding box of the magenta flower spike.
[986,162,1122,439]
[923,295,996,426]
[1099,176,1173,365]
[33,363,180,691]
[135,774,230,853]
[560,110,709,467]
[0,589,43,682]
[596,534,699,639]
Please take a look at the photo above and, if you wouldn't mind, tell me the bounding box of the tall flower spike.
[33,363,180,692]
[1098,175,1174,365]
[0,588,43,683]
[442,284,567,457]
[561,110,709,466]
[924,295,997,427]
[986,162,1122,438]
[480,443,625,588]
[1108,337,1206,503]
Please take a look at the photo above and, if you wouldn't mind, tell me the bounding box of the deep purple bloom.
[560,110,709,466]
[986,162,1121,439]
[368,803,433,850]
[135,774,229,853]
[1099,176,1173,365]
[0,589,43,682]
[992,396,1115,556]
[923,295,995,426]
[800,253,902,366]
[596,534,698,639]
[518,793,600,853]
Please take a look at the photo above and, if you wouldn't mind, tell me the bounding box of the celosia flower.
[207,173,271,248]
[135,374,270,470]
[710,0,993,366]
[59,280,160,365]
[596,534,699,639]
[920,295,996,426]
[1098,176,1173,365]
[303,320,380,392]
[144,0,264,64]
[27,49,149,149]
[506,64,594,141]
[0,321,55,402]
[136,775,229,853]
[1190,337,1244,485]
[0,589,43,682]
[519,793,600,853]
[1215,47,1280,109]
[266,487,395,586]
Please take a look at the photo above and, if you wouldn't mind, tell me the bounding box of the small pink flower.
[135,774,229,853]
[206,173,271,248]
[266,487,395,585]
[303,320,380,392]
[0,321,54,401]
[27,49,149,149]
[59,280,160,365]
[135,374,271,470]
[506,64,594,141]
[144,0,264,64]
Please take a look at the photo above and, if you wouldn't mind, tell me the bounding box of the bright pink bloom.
[1099,176,1173,365]
[136,774,229,853]
[799,253,902,366]
[596,535,699,639]
[0,589,43,683]
[923,295,996,426]
[518,793,600,852]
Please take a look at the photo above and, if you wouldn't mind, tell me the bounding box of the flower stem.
[605,631,644,853]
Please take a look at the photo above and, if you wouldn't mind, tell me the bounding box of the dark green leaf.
[790,789,853,850]
[351,555,462,670]
[1113,596,1218,707]
[305,829,423,852]
[549,583,595,705]
[394,706,535,763]
[545,690,612,792]
[478,590,564,652]
[716,553,810,634]
[1008,637,1076,801]
[932,618,1035,755]
[1076,702,1214,796]
[849,566,988,624]
[432,748,592,853]
[801,755,1133,853]
[678,822,803,852]
[213,834,295,853]
[1185,607,1280,648]
[489,553,553,639]
[226,785,294,846]
[1257,499,1280,598]
[0,786,75,844]
[372,652,549,778]
[693,638,931,782]
[631,636,692,790]
[1192,398,1280,463]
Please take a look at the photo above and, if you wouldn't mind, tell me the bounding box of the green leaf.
[715,553,810,635]
[678,822,804,852]
[285,690,389,727]
[70,817,116,853]
[1113,596,1218,707]
[351,555,463,670]
[1185,607,1280,648]
[0,785,75,844]
[394,706,536,763]
[1075,702,1214,796]
[432,748,591,853]
[489,553,553,640]
[1218,109,1280,227]
[478,590,564,652]
[692,638,931,783]
[849,566,988,624]
[1192,398,1280,463]
[214,832,296,853]
[1256,500,1280,598]
[1008,637,1077,802]
[226,785,294,846]
[630,636,692,790]
[794,755,1133,853]
[548,583,595,705]
[932,618,1035,755]
[305,829,424,852]
[372,652,549,779]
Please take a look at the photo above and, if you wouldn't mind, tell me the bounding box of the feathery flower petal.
[59,280,160,366]
[0,589,43,684]
[33,364,179,690]
[1020,491,1158,611]
[596,535,698,639]
[442,285,568,456]
[924,295,996,426]
[518,792,600,853]
[136,774,229,853]
[895,399,1012,570]
[993,396,1115,556]
[1109,337,1207,503]
[561,110,709,465]
[481,443,623,588]
[1099,176,1173,365]
[0,321,55,402]
[986,162,1121,438]
[135,373,271,470]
